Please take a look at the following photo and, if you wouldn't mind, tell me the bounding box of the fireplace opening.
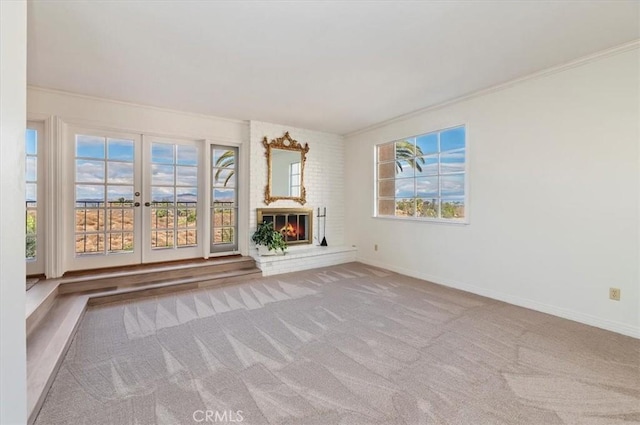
[257,208,312,245]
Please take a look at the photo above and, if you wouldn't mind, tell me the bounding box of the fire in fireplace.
[256,208,313,245]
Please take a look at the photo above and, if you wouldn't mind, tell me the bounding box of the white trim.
[356,257,640,339]
[28,86,246,125]
[51,118,65,278]
[52,116,242,147]
[346,39,640,138]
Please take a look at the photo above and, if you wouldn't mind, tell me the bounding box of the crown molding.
[345,39,640,138]
[27,85,248,125]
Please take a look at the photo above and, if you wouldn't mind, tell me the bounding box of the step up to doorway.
[58,256,257,294]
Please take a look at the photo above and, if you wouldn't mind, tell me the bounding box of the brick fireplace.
[256,208,313,245]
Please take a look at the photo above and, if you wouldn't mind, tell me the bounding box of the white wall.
[345,47,640,338]
[249,121,345,250]
[0,1,28,423]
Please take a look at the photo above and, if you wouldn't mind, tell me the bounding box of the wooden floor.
[25,256,261,425]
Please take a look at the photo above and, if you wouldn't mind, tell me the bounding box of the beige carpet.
[35,263,640,425]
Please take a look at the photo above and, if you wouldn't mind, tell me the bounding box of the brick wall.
[249,121,346,250]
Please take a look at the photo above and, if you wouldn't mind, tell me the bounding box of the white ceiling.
[27,1,639,135]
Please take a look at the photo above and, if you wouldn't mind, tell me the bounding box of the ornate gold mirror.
[263,132,309,205]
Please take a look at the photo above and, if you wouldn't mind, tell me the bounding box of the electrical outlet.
[374,244,378,251]
[609,287,621,301]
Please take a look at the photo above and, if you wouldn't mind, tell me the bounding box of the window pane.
[415,155,438,176]
[26,129,37,155]
[26,183,37,204]
[76,185,105,205]
[107,186,134,203]
[441,198,465,219]
[26,210,37,259]
[75,209,105,232]
[151,208,174,229]
[212,188,235,205]
[152,230,174,248]
[416,198,438,218]
[416,176,438,197]
[177,145,198,166]
[440,150,465,173]
[109,209,134,231]
[177,229,197,246]
[378,199,394,216]
[416,133,438,155]
[441,127,465,152]
[151,164,174,186]
[378,162,395,180]
[151,186,174,204]
[441,174,465,196]
[107,139,134,161]
[107,162,134,184]
[395,178,414,198]
[77,135,105,159]
[177,187,197,204]
[378,180,394,198]
[212,149,235,168]
[26,157,37,181]
[152,143,174,164]
[395,160,415,179]
[76,160,105,183]
[76,233,106,254]
[395,198,415,217]
[395,139,416,161]
[377,143,394,162]
[176,166,197,186]
[213,168,235,187]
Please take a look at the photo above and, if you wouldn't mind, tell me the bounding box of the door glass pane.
[107,139,134,161]
[75,134,136,255]
[211,146,238,252]
[150,142,198,250]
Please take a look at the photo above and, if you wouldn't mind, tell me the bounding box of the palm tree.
[395,140,425,173]
[214,150,235,186]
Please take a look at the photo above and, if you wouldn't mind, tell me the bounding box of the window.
[289,162,301,197]
[25,128,38,260]
[376,126,466,222]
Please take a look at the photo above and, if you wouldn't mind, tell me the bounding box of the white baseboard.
[357,257,640,340]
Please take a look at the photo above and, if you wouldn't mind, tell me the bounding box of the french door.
[67,127,203,271]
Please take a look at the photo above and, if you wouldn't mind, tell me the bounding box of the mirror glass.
[270,149,302,197]
[263,132,309,205]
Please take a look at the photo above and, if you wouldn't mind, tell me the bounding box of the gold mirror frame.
[263,132,309,205]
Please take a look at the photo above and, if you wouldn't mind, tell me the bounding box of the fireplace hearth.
[256,208,313,245]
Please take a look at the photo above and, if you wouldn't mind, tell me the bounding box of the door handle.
[134,202,140,207]
[144,202,151,207]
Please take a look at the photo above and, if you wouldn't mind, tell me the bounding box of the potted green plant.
[251,221,287,255]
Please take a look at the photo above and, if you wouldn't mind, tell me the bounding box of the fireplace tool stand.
[316,207,328,246]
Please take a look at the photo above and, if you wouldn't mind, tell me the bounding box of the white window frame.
[374,125,469,224]
[289,161,301,197]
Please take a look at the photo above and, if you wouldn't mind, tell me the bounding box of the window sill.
[372,215,469,226]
